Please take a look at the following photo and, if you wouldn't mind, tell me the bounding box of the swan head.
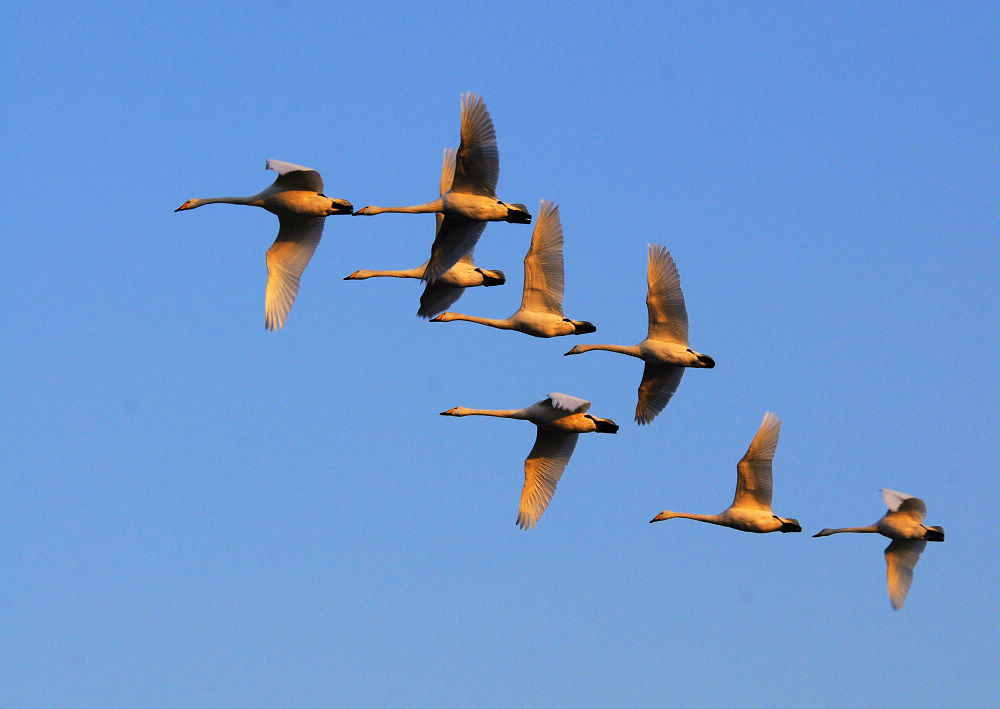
[174,199,199,212]
[440,407,466,416]
[812,528,835,537]
[344,270,366,280]
[352,206,379,216]
[430,313,456,323]
[649,511,677,523]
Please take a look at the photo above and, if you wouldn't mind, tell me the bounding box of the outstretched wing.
[266,159,324,193]
[417,281,466,319]
[517,429,579,530]
[635,364,684,425]
[436,148,457,234]
[885,539,927,610]
[733,412,781,510]
[520,200,565,314]
[645,244,689,344]
[880,488,927,520]
[423,216,487,283]
[451,92,499,197]
[545,392,591,413]
[264,216,324,330]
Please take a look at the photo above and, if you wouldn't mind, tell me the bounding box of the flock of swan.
[174,92,944,610]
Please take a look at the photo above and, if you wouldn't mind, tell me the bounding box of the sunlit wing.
[635,364,684,425]
[733,412,781,510]
[264,216,324,331]
[437,148,457,234]
[266,159,324,193]
[451,92,499,197]
[881,488,927,520]
[645,244,689,343]
[885,539,927,610]
[545,392,590,414]
[520,200,565,314]
[423,216,487,283]
[517,429,580,530]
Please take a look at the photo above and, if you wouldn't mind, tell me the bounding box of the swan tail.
[779,518,802,533]
[478,269,506,286]
[570,320,596,335]
[925,526,945,542]
[504,204,532,224]
[591,417,619,434]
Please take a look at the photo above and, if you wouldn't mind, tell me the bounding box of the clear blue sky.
[3,2,997,706]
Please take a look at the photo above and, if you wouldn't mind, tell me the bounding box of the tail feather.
[925,526,945,542]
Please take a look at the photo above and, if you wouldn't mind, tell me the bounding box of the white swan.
[650,412,801,533]
[175,159,352,331]
[430,201,595,337]
[344,149,506,318]
[440,393,618,529]
[813,489,944,610]
[564,244,714,424]
[353,92,531,283]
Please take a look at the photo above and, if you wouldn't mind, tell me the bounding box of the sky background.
[2,1,998,706]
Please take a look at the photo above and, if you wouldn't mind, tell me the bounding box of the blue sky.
[2,1,998,706]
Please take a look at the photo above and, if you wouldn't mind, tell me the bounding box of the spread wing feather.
[264,216,324,330]
[645,244,689,344]
[517,429,579,530]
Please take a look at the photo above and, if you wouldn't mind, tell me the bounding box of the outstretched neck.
[813,525,879,537]
[199,195,261,207]
[432,312,513,330]
[651,511,726,526]
[441,407,528,419]
[569,343,642,358]
[358,199,443,215]
[346,267,424,280]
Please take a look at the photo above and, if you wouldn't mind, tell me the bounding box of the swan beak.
[174,203,189,212]
[440,408,456,416]
[649,512,666,523]
[563,347,577,356]
[429,315,444,322]
[344,272,358,280]
[352,207,368,215]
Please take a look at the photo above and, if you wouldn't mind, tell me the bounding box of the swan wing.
[885,539,927,610]
[635,364,684,425]
[451,92,499,197]
[645,244,689,344]
[417,281,466,319]
[733,412,780,510]
[517,429,580,530]
[436,148,457,234]
[266,159,324,193]
[264,216,324,331]
[423,216,487,283]
[880,488,927,520]
[545,392,591,413]
[520,201,565,314]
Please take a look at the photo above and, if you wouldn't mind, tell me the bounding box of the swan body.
[353,93,531,283]
[813,488,944,610]
[430,201,595,337]
[345,149,506,318]
[175,159,352,331]
[564,244,714,424]
[440,392,618,530]
[650,412,801,534]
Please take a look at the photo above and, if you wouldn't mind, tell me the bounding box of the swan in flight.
[564,244,714,424]
[649,412,801,534]
[175,159,352,331]
[353,92,531,283]
[814,489,944,610]
[440,392,618,529]
[430,201,596,337]
[344,149,506,318]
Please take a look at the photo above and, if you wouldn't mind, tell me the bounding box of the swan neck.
[198,195,260,207]
[353,268,423,279]
[444,313,513,330]
[366,199,443,215]
[453,408,527,419]
[817,525,879,536]
[574,343,641,357]
[669,511,727,525]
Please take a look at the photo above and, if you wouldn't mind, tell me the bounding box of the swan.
[175,159,352,331]
[440,392,618,529]
[564,244,715,424]
[353,92,531,283]
[649,412,801,534]
[813,489,944,610]
[344,149,506,318]
[429,200,595,337]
